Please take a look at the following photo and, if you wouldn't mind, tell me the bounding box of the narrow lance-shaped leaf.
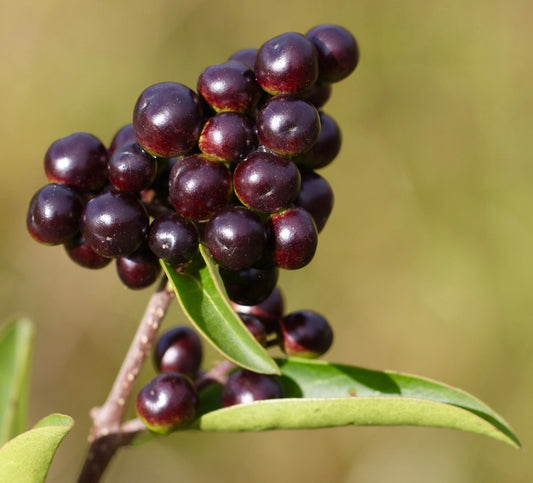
[190,358,520,448]
[0,318,34,445]
[161,246,279,375]
[0,413,74,483]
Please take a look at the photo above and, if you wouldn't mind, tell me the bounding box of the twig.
[78,277,173,483]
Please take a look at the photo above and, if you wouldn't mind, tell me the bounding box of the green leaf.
[0,413,74,483]
[161,246,279,375]
[0,318,34,445]
[190,358,520,448]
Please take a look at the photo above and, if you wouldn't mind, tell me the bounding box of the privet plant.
[0,25,520,482]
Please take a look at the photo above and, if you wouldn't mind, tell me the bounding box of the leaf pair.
[161,248,521,448]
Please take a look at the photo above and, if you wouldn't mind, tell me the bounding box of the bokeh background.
[2,0,532,481]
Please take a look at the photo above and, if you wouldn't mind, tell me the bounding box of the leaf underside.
[0,413,74,483]
[188,358,520,448]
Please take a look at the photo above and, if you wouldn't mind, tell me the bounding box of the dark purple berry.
[116,243,161,289]
[222,369,283,407]
[27,184,82,245]
[204,207,266,271]
[228,48,258,68]
[231,286,284,333]
[198,112,257,162]
[44,132,108,191]
[233,151,300,213]
[300,82,332,108]
[81,190,149,258]
[148,213,199,267]
[278,310,333,358]
[135,372,198,434]
[295,111,341,169]
[294,170,334,232]
[256,96,320,157]
[108,123,137,156]
[197,61,262,113]
[239,313,267,346]
[168,154,232,221]
[220,265,279,306]
[270,207,318,270]
[64,233,112,269]
[255,32,318,95]
[154,326,203,379]
[133,82,203,157]
[107,142,157,192]
[306,24,359,83]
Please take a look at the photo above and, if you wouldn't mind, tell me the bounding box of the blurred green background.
[2,0,532,481]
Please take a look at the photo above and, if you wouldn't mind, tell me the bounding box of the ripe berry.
[270,207,318,270]
[27,183,83,245]
[306,24,359,83]
[107,142,157,192]
[133,82,203,157]
[198,112,257,162]
[294,170,334,232]
[81,190,149,258]
[239,313,268,346]
[64,233,112,269]
[255,32,318,95]
[154,326,203,379]
[168,154,232,221]
[148,213,199,268]
[220,265,279,306]
[135,372,199,434]
[295,111,341,169]
[204,206,266,271]
[278,310,333,358]
[300,83,332,108]
[197,60,262,113]
[116,243,161,289]
[108,123,137,156]
[233,151,300,213]
[221,369,283,407]
[231,286,284,333]
[228,48,258,69]
[256,96,321,157]
[44,132,108,192]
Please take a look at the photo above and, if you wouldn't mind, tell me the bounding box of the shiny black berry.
[135,372,198,434]
[278,310,333,358]
[44,132,108,191]
[221,369,283,407]
[294,170,334,232]
[231,286,284,334]
[270,207,318,270]
[148,213,199,267]
[220,265,279,306]
[154,326,203,379]
[239,313,267,346]
[197,61,261,113]
[81,190,149,258]
[133,82,203,157]
[228,48,258,69]
[169,154,232,221]
[107,142,157,192]
[306,24,359,83]
[233,151,300,213]
[255,32,318,95]
[116,243,161,289]
[108,123,137,156]
[27,183,83,245]
[204,206,266,271]
[256,96,320,157]
[64,233,112,269]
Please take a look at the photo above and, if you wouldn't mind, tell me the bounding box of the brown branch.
[78,277,173,483]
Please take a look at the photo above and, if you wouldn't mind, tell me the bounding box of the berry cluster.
[136,287,334,433]
[26,24,359,433]
[26,24,358,293]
